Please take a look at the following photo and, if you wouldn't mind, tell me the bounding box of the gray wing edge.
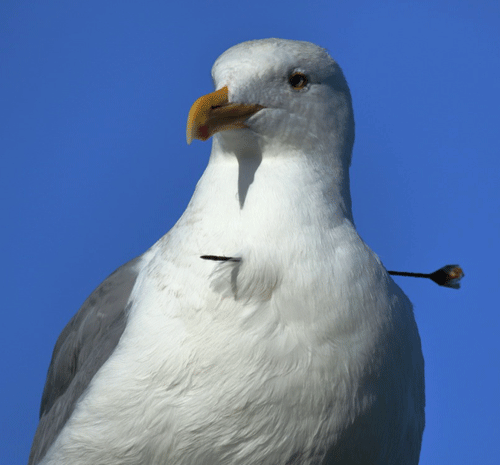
[28,256,143,465]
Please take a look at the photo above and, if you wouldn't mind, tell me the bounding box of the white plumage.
[32,39,424,465]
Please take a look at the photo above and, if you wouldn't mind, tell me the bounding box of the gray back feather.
[28,256,142,465]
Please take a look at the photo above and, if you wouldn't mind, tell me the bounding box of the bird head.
[187,39,355,169]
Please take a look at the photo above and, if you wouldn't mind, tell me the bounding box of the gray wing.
[28,256,143,465]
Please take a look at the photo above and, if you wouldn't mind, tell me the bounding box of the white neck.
[175,134,354,253]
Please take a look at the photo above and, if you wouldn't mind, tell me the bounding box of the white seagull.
[29,39,425,465]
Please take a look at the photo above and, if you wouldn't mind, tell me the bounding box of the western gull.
[29,38,425,465]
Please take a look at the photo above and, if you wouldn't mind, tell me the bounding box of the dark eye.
[289,72,308,90]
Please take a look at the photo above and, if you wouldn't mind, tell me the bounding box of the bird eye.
[289,72,308,90]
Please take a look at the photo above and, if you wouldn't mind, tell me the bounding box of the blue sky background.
[1,1,499,463]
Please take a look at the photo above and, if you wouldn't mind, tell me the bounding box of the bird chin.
[215,128,263,159]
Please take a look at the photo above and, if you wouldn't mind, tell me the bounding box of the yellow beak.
[186,86,264,144]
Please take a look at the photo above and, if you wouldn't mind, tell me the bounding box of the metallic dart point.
[388,265,464,289]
